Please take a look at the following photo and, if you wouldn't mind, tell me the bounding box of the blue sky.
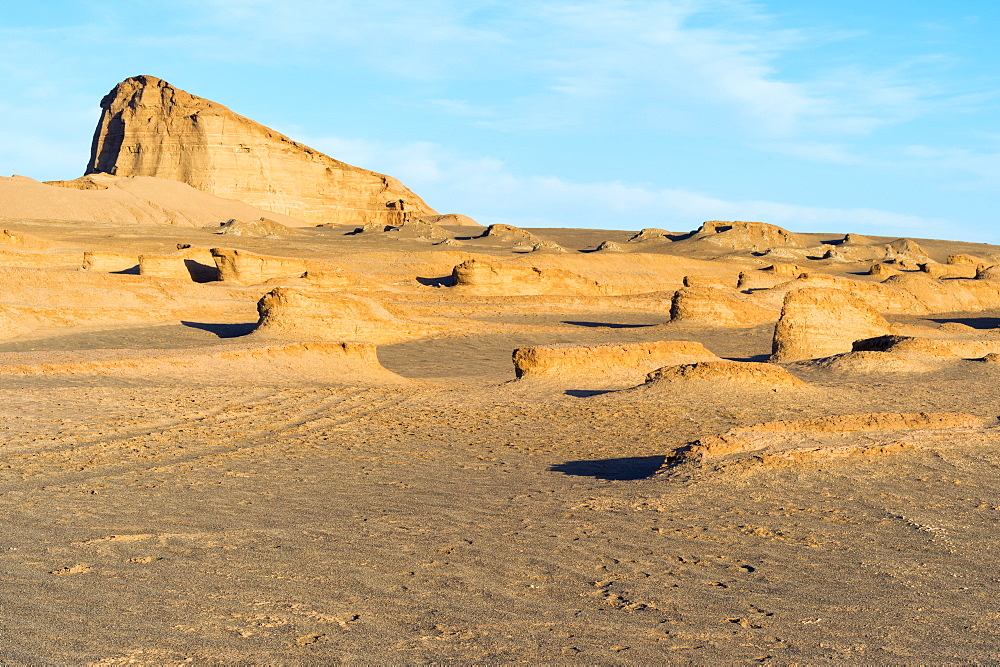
[2,1,999,241]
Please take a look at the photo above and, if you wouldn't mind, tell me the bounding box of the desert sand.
[1,76,1000,663]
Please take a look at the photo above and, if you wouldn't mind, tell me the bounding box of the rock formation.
[86,75,436,226]
[626,228,672,243]
[253,288,449,343]
[216,217,292,238]
[643,361,806,390]
[450,258,606,296]
[663,412,982,474]
[512,341,720,386]
[670,287,775,327]
[691,220,804,250]
[0,341,408,385]
[770,288,894,362]
[211,248,308,285]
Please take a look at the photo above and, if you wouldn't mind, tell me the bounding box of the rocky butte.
[85,75,435,226]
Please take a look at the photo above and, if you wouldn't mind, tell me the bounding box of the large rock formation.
[86,75,436,226]
[771,288,894,362]
[253,288,450,343]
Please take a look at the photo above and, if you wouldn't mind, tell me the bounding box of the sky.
[2,1,999,241]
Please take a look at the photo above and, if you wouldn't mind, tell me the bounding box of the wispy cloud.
[303,133,960,238]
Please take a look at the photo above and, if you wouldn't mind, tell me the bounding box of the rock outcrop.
[771,288,894,362]
[86,75,436,226]
[216,217,292,238]
[643,361,806,390]
[512,341,720,387]
[691,220,804,250]
[0,341,408,385]
[253,288,448,343]
[670,287,776,327]
[663,412,982,474]
[211,248,307,285]
[626,228,672,243]
[450,258,606,296]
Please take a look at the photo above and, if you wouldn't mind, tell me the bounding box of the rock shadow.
[930,316,1000,330]
[416,275,454,287]
[111,265,140,275]
[550,455,667,481]
[564,389,616,398]
[181,321,258,338]
[184,259,220,283]
[562,321,657,329]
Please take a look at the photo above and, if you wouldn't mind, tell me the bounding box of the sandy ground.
[1,217,999,662]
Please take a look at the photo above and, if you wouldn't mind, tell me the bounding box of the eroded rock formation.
[771,288,894,362]
[86,75,436,226]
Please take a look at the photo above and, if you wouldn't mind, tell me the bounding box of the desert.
[3,58,1000,665]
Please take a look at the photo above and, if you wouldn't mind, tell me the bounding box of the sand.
[0,209,999,663]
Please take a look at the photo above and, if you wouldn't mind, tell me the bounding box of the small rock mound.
[842,233,873,245]
[414,213,482,228]
[253,288,447,344]
[595,240,625,252]
[976,265,1000,281]
[692,220,804,251]
[884,238,931,262]
[643,361,806,389]
[868,262,900,278]
[670,287,776,327]
[0,341,409,385]
[527,240,568,254]
[626,228,673,243]
[211,248,307,285]
[662,412,982,475]
[948,253,987,267]
[799,351,933,374]
[682,275,735,289]
[450,258,605,296]
[853,334,1000,360]
[82,251,139,273]
[216,217,291,238]
[770,288,893,362]
[0,228,53,250]
[512,341,720,387]
[480,224,541,244]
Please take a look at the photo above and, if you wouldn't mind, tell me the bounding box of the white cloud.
[304,134,958,237]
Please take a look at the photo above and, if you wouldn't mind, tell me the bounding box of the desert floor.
[0,218,999,663]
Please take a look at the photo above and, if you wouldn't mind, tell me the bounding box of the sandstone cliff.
[86,75,436,226]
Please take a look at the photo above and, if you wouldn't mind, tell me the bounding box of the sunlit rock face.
[86,75,436,226]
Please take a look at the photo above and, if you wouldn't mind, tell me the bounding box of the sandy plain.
[0,209,998,665]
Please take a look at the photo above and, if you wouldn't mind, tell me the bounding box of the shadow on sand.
[930,316,1000,330]
[181,321,258,338]
[550,455,666,481]
[562,321,657,329]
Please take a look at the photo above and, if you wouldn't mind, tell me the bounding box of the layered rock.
[86,75,436,226]
[670,287,775,327]
[0,341,408,385]
[450,258,607,296]
[663,412,981,474]
[211,248,307,285]
[253,288,448,343]
[643,361,806,390]
[691,220,804,250]
[512,341,720,386]
[770,288,894,362]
